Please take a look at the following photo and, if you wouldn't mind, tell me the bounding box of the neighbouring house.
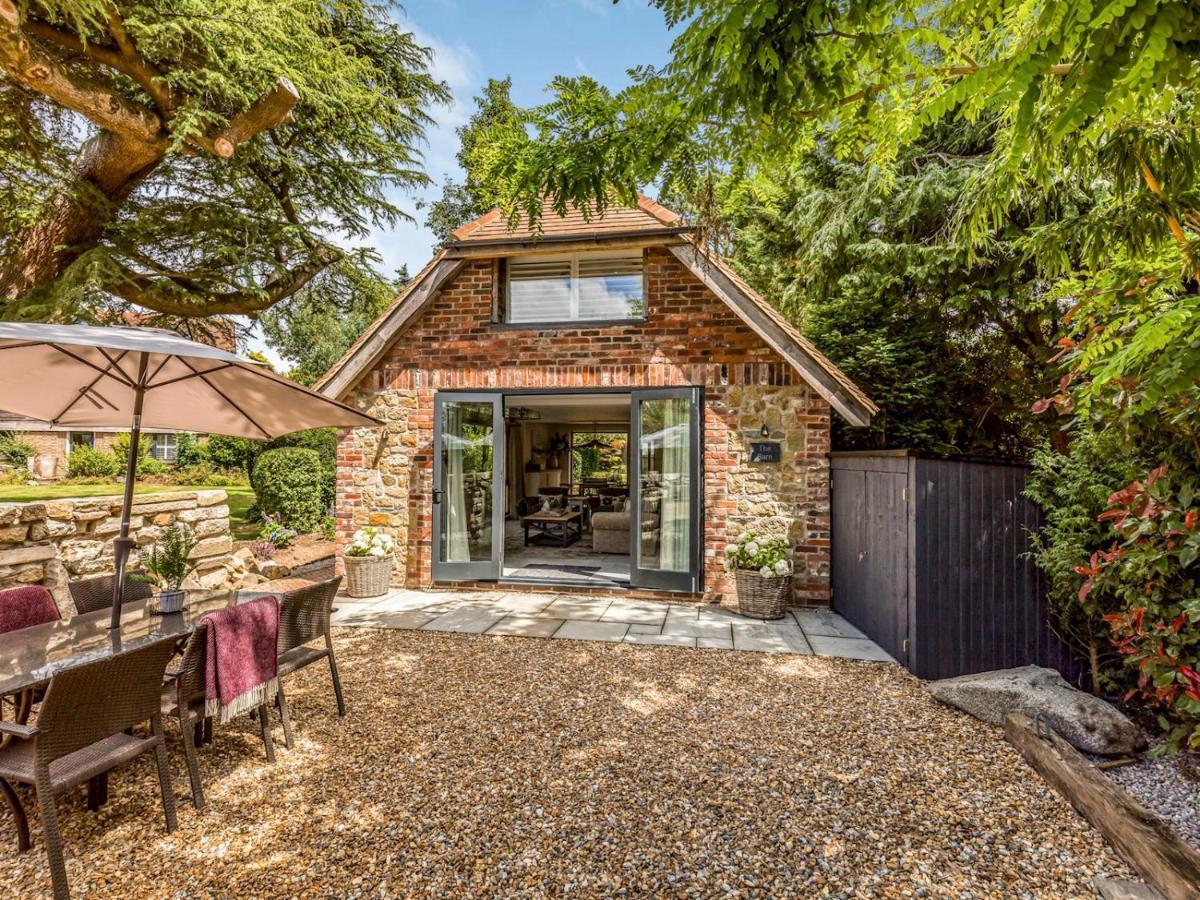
[0,413,184,478]
[318,196,875,607]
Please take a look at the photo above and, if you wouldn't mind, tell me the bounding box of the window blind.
[507,258,572,323]
[506,251,644,323]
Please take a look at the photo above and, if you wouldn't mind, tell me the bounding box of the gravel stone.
[1106,745,1200,851]
[0,628,1131,896]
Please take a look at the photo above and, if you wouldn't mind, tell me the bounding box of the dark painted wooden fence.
[830,451,1080,682]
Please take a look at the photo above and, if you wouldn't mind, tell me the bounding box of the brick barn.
[317,197,875,607]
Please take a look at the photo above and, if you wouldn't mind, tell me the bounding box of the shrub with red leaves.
[1091,467,1200,753]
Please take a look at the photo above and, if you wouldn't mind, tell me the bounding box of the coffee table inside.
[521,510,582,547]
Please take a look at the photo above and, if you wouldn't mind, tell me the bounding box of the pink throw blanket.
[202,596,279,723]
[0,585,60,635]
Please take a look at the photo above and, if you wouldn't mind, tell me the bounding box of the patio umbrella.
[0,322,380,629]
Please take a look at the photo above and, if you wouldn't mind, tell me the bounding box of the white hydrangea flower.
[774,559,790,576]
[759,565,773,577]
[725,544,737,555]
[745,541,759,556]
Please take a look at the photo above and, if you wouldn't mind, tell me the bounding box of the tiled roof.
[450,194,686,244]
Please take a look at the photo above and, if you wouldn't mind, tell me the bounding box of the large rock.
[928,665,1147,755]
[1093,877,1164,900]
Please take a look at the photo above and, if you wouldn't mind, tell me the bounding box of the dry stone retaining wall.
[0,490,234,618]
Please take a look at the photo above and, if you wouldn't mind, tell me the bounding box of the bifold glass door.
[630,388,702,592]
[432,394,504,581]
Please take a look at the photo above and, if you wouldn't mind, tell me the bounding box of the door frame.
[629,387,704,593]
[431,386,706,594]
[431,392,506,582]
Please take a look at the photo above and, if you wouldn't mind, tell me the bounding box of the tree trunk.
[0,130,162,303]
[1089,639,1101,697]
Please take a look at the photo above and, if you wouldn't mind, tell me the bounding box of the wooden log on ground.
[1004,713,1200,900]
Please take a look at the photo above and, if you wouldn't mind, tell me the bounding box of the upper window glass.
[505,251,644,324]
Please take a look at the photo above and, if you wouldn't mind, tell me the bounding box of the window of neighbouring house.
[503,250,644,324]
[67,431,94,454]
[149,433,178,462]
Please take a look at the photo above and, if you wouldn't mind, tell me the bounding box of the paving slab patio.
[335,589,895,662]
[554,618,630,642]
[486,615,565,638]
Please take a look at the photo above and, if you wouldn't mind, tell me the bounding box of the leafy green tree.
[174,432,204,468]
[722,123,1085,455]
[245,350,275,370]
[423,77,522,245]
[0,0,447,321]
[259,261,408,386]
[203,434,256,473]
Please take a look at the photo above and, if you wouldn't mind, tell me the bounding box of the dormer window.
[499,250,644,325]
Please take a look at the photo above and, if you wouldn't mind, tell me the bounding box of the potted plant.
[725,530,793,619]
[546,433,569,470]
[344,526,396,598]
[139,524,199,614]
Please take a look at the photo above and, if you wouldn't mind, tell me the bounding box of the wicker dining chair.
[68,572,152,616]
[274,576,345,749]
[162,619,277,810]
[0,637,180,900]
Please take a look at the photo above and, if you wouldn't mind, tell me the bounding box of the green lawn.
[0,483,258,540]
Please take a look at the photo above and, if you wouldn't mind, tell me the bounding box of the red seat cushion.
[0,585,61,635]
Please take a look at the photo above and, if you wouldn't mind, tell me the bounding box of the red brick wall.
[337,248,832,606]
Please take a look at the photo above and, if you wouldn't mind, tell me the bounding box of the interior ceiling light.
[574,422,613,450]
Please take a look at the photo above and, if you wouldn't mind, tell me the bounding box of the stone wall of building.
[334,247,833,607]
[0,489,235,617]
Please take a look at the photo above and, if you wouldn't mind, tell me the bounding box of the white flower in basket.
[344,526,395,598]
[725,527,794,620]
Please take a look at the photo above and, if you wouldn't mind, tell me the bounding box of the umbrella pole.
[110,358,148,631]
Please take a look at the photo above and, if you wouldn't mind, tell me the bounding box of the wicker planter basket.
[733,569,791,620]
[344,553,394,598]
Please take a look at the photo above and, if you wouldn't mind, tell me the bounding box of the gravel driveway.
[0,628,1129,897]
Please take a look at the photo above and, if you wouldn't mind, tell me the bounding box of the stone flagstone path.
[332,589,895,661]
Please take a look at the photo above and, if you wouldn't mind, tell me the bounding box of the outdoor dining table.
[0,589,236,809]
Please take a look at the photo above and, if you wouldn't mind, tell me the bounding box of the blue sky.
[250,0,676,365]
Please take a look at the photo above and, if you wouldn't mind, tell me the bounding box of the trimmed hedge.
[67,445,120,479]
[251,447,325,533]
